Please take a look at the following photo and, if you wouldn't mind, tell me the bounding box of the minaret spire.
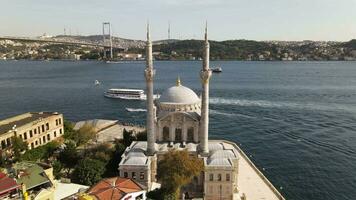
[204,21,208,42]
[199,22,212,155]
[145,22,156,155]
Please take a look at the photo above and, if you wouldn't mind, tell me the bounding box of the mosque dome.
[157,77,201,112]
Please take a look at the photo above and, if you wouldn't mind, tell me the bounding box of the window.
[60,128,62,134]
[47,134,50,141]
[29,130,33,138]
[24,132,27,140]
[19,134,23,139]
[34,129,37,134]
[56,119,58,126]
[140,172,145,180]
[218,174,222,181]
[132,172,136,179]
[43,136,46,143]
[38,127,40,134]
[226,173,230,181]
[163,127,169,141]
[42,125,45,132]
[187,127,194,141]
[124,172,128,178]
[31,143,34,149]
[175,128,182,141]
[59,118,62,125]
[46,123,49,130]
[39,138,42,145]
[1,140,6,149]
[54,131,57,137]
[6,138,11,146]
[209,174,214,181]
[35,141,38,146]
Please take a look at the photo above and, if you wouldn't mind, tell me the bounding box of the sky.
[1,0,356,41]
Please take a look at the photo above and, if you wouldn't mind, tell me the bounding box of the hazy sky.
[1,0,356,41]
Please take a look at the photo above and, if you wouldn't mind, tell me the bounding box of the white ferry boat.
[104,89,160,100]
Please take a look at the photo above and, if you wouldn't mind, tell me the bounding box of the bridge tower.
[102,22,113,60]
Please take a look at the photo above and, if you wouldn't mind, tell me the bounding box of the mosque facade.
[118,25,284,200]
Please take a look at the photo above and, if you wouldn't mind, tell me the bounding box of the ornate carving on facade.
[200,69,212,84]
[144,68,155,82]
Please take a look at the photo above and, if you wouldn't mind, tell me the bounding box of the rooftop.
[13,162,51,190]
[121,140,284,200]
[159,80,200,105]
[0,172,19,195]
[87,177,144,200]
[0,112,61,135]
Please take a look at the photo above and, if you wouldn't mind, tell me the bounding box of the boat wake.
[209,97,356,113]
[210,109,256,119]
[126,108,147,112]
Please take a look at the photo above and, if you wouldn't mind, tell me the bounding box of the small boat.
[126,108,147,112]
[106,60,123,64]
[94,80,101,86]
[211,66,222,73]
[104,88,160,100]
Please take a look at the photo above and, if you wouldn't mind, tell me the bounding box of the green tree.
[157,150,204,199]
[104,142,126,177]
[123,129,135,147]
[84,143,113,163]
[76,124,96,145]
[21,141,60,161]
[11,137,28,160]
[52,160,63,179]
[72,158,105,185]
[59,142,79,176]
[135,130,147,141]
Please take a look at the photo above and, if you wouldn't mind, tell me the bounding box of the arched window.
[163,126,170,141]
[175,128,182,141]
[187,127,194,142]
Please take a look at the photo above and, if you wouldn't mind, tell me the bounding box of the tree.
[157,150,204,199]
[84,143,113,163]
[136,130,147,141]
[64,122,96,146]
[21,141,60,161]
[72,158,105,186]
[123,129,135,147]
[104,142,126,177]
[58,142,79,176]
[52,160,63,179]
[76,124,96,145]
[11,137,28,160]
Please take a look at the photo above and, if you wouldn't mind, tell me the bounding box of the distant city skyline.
[1,0,356,41]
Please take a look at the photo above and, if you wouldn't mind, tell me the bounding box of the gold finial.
[176,76,181,86]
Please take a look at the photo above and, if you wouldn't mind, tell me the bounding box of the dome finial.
[176,76,181,86]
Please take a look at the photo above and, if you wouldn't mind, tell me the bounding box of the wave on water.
[209,97,356,113]
[210,109,256,119]
[126,108,147,112]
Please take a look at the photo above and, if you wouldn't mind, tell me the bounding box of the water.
[1,60,356,200]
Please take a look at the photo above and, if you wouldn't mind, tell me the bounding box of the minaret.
[145,23,156,155]
[199,23,212,155]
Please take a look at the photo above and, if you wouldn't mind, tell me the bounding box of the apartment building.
[0,112,64,150]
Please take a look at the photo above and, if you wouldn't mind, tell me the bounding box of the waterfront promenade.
[217,140,285,200]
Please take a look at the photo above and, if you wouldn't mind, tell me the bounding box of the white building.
[118,25,285,200]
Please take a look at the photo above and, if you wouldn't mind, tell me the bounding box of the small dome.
[160,80,200,105]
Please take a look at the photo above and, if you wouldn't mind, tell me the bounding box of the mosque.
[118,25,285,200]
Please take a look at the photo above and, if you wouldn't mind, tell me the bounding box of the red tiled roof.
[0,172,19,195]
[87,177,144,200]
